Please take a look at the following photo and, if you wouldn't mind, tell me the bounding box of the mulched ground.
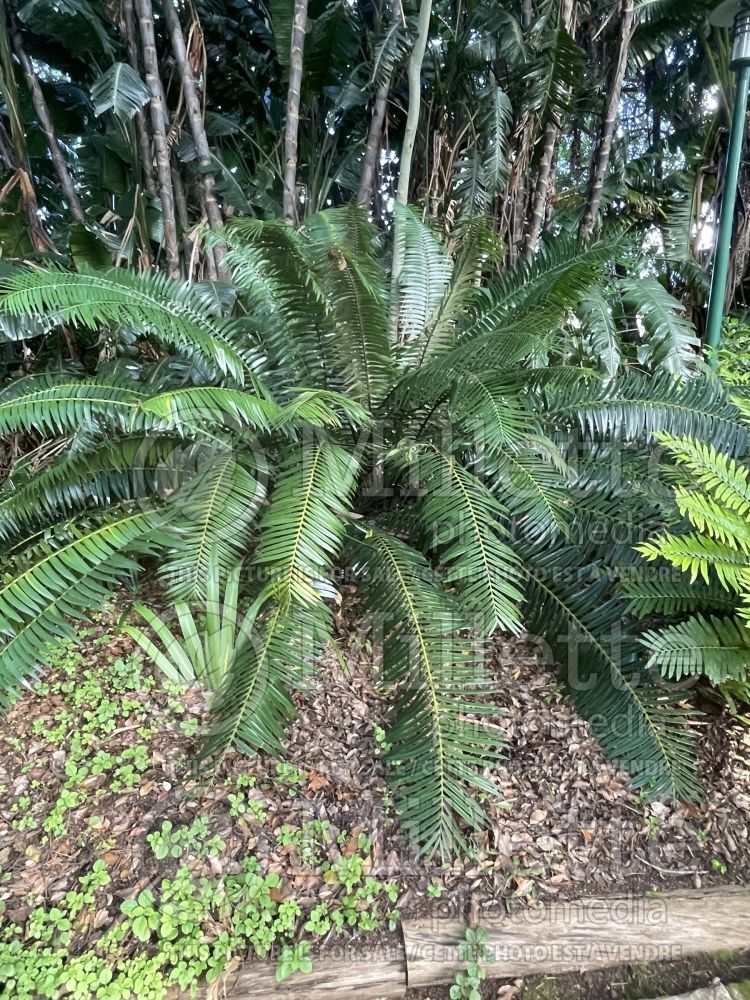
[2,594,750,989]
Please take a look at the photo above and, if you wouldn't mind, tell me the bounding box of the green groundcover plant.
[0,204,746,855]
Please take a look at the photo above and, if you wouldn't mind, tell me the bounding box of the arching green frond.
[576,287,621,379]
[404,446,524,633]
[0,437,191,542]
[253,441,358,608]
[476,85,513,195]
[138,386,281,434]
[0,268,248,383]
[202,603,324,761]
[619,276,699,375]
[637,530,750,590]
[351,527,502,858]
[448,373,533,452]
[0,373,146,436]
[411,219,501,365]
[0,511,164,706]
[484,445,572,542]
[393,205,453,345]
[641,613,750,684]
[620,571,737,616]
[521,542,700,800]
[276,389,370,430]
[223,218,332,387]
[473,236,622,332]
[390,308,555,413]
[656,432,750,513]
[312,244,392,410]
[160,453,265,601]
[543,372,748,454]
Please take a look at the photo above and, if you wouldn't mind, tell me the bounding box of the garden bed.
[1,595,750,997]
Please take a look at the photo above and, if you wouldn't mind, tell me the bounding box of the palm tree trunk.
[282,0,308,224]
[522,0,575,262]
[579,0,635,240]
[0,6,50,249]
[136,0,181,278]
[357,0,404,209]
[161,0,226,272]
[7,14,85,224]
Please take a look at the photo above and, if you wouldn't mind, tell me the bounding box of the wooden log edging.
[402,886,750,989]
[199,943,407,999]
[195,887,750,998]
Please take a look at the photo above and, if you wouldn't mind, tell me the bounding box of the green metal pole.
[705,62,750,365]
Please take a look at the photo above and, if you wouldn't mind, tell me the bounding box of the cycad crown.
[0,206,741,854]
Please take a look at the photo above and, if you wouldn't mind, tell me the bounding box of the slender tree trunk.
[0,4,50,249]
[390,0,433,321]
[522,0,574,261]
[121,0,157,199]
[282,0,308,224]
[136,0,181,278]
[161,0,226,272]
[396,0,432,208]
[357,0,404,209]
[579,0,635,240]
[7,14,85,224]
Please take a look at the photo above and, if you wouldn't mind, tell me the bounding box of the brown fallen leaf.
[308,770,329,791]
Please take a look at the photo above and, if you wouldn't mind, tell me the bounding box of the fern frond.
[619,277,699,375]
[161,453,265,601]
[202,602,324,760]
[0,437,190,542]
[636,531,750,590]
[620,570,737,616]
[543,372,747,454]
[0,373,146,436]
[393,205,453,345]
[656,432,750,513]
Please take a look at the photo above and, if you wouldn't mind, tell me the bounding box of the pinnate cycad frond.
[253,441,359,608]
[403,445,524,633]
[351,526,503,858]
[0,510,165,706]
[641,614,750,684]
[0,268,248,383]
[521,541,700,800]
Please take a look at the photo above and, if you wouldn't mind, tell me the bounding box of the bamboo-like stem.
[121,0,157,199]
[7,12,85,224]
[161,0,226,272]
[282,0,308,224]
[136,0,181,278]
[579,0,635,240]
[522,0,575,262]
[357,0,404,209]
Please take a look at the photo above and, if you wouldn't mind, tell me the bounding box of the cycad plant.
[624,405,750,713]
[0,204,745,856]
